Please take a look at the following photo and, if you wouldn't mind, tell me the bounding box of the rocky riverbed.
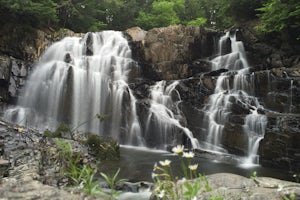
[0,119,299,200]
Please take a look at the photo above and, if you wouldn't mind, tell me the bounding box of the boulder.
[152,173,300,200]
[125,27,147,42]
[259,115,300,173]
[128,25,220,80]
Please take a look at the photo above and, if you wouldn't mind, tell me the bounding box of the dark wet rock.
[0,55,11,102]
[64,53,72,63]
[254,68,300,114]
[222,122,248,155]
[204,68,228,77]
[220,37,232,56]
[85,32,93,56]
[0,159,9,177]
[0,27,77,103]
[259,115,300,173]
[233,23,300,70]
[190,59,212,74]
[8,57,32,101]
[117,181,153,193]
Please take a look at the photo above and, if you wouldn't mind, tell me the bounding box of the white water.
[4,31,144,146]
[290,80,294,113]
[146,81,200,149]
[204,31,267,164]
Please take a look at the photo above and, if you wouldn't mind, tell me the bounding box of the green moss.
[85,134,120,161]
[43,123,70,138]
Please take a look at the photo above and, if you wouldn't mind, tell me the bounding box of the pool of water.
[99,145,292,182]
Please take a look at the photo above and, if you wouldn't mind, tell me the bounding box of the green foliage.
[86,134,120,161]
[224,0,261,22]
[183,181,200,200]
[209,196,224,200]
[187,18,207,27]
[250,171,257,179]
[2,0,298,41]
[0,0,58,27]
[100,168,127,199]
[44,123,70,138]
[80,165,102,195]
[199,173,212,192]
[184,0,205,22]
[293,174,299,183]
[55,138,82,184]
[282,193,296,200]
[136,0,180,30]
[55,138,105,196]
[255,0,300,38]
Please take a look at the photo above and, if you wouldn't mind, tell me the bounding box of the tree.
[0,0,58,27]
[224,0,261,22]
[256,0,300,38]
[53,0,108,32]
[136,0,180,30]
[187,18,207,27]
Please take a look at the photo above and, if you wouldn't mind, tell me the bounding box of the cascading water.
[204,31,267,164]
[4,31,144,146]
[146,81,200,149]
[290,80,294,113]
[2,29,269,158]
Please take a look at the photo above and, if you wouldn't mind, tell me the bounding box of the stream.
[99,145,292,182]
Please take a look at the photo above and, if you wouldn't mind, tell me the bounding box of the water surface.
[99,146,292,182]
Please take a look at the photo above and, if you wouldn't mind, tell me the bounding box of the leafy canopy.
[0,0,299,40]
[256,0,300,33]
[0,0,58,26]
[136,1,180,30]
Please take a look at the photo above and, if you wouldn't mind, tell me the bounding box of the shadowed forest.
[0,0,299,39]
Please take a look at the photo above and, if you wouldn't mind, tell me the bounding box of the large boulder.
[127,25,220,81]
[259,115,300,172]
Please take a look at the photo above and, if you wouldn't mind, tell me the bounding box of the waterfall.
[290,80,294,113]
[204,31,267,164]
[146,81,200,149]
[4,31,144,146]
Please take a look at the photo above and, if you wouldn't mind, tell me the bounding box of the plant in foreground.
[152,145,213,200]
[250,171,257,179]
[100,168,127,199]
[55,139,103,195]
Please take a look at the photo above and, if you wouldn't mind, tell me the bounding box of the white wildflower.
[159,159,171,167]
[153,162,158,170]
[158,190,165,198]
[172,145,184,154]
[183,151,195,158]
[188,164,198,171]
[152,172,157,179]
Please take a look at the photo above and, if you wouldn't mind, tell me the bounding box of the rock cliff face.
[126,24,300,172]
[126,25,219,81]
[0,26,76,103]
